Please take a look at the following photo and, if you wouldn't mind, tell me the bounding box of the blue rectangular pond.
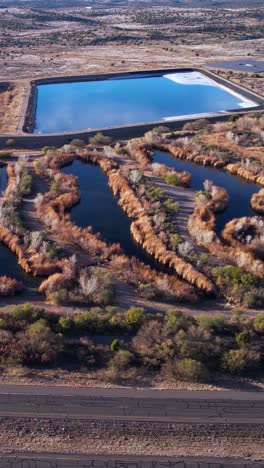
[33,71,258,134]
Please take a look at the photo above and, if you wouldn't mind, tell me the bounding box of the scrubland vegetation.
[1,302,264,385]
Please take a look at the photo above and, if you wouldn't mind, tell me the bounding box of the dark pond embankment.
[62,160,163,270]
[153,150,261,235]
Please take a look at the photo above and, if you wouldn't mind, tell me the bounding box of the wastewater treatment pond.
[61,160,159,269]
[153,150,261,235]
[33,71,258,134]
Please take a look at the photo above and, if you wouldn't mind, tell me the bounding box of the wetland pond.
[62,160,159,269]
[153,150,261,235]
[34,71,257,134]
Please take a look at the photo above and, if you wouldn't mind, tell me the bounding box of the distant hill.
[0,0,262,8]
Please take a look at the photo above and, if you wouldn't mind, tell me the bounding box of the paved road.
[0,385,264,423]
[0,453,263,468]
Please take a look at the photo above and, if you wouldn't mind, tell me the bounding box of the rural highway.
[1,453,264,468]
[0,384,263,423]
[1,385,264,467]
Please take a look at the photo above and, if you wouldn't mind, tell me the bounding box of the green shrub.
[42,146,55,154]
[198,314,227,333]
[147,187,165,201]
[254,313,264,333]
[12,303,33,321]
[110,349,134,370]
[70,138,85,147]
[195,190,212,200]
[164,199,180,212]
[236,330,250,347]
[213,265,259,287]
[50,181,60,192]
[174,358,208,382]
[125,307,145,326]
[0,318,6,329]
[58,316,73,333]
[164,173,180,186]
[223,348,260,375]
[18,169,32,196]
[165,309,195,333]
[242,288,264,308]
[111,339,120,352]
[228,115,238,122]
[89,133,112,145]
[151,126,169,135]
[183,119,209,131]
[169,234,182,250]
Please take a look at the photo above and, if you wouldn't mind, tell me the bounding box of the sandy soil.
[0,5,263,133]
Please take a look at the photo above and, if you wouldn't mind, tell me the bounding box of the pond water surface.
[62,160,159,268]
[34,71,257,134]
[153,150,261,234]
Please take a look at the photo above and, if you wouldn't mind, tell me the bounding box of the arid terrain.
[0,2,263,465]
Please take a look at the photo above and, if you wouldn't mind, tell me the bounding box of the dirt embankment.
[1,417,264,459]
[0,81,25,134]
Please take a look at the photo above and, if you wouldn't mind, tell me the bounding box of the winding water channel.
[0,153,262,284]
[62,160,159,268]
[153,150,261,235]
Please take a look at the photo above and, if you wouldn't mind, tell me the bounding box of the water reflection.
[154,150,261,234]
[34,72,256,133]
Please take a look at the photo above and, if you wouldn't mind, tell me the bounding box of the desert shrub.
[164,173,180,186]
[165,309,195,333]
[176,326,223,369]
[164,199,180,213]
[42,146,55,154]
[146,186,165,201]
[50,180,60,192]
[70,139,85,147]
[133,320,174,368]
[13,319,62,365]
[197,314,227,333]
[0,318,6,329]
[12,303,34,322]
[100,349,136,383]
[110,349,134,370]
[125,307,145,327]
[73,310,103,333]
[58,316,73,334]
[138,283,157,299]
[173,358,208,382]
[18,169,32,196]
[242,288,264,308]
[169,234,182,250]
[228,115,238,122]
[152,126,169,135]
[0,276,22,296]
[5,139,15,147]
[213,266,259,287]
[197,253,211,268]
[254,314,264,333]
[195,190,212,200]
[223,348,260,375]
[110,339,120,352]
[89,133,112,145]
[183,119,209,131]
[236,330,250,347]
